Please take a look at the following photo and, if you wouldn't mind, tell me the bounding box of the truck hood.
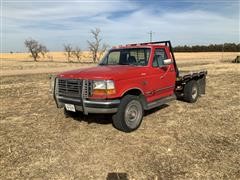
[58,65,147,80]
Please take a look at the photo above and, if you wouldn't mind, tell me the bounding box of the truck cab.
[53,41,207,132]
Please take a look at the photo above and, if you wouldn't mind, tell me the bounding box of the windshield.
[99,48,150,66]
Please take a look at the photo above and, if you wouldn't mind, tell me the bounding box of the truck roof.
[111,43,167,50]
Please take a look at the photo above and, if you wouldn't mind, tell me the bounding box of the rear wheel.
[183,80,199,103]
[113,95,143,132]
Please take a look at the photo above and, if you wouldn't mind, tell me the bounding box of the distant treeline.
[174,43,240,52]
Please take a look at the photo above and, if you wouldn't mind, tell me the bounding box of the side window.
[152,56,158,67]
[152,48,167,67]
[129,49,148,65]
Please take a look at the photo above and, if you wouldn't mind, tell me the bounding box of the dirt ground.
[0,53,240,179]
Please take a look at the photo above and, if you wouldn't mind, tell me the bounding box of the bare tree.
[63,44,73,62]
[24,39,48,61]
[87,28,108,63]
[72,46,82,62]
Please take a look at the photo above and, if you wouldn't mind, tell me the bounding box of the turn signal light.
[92,89,116,96]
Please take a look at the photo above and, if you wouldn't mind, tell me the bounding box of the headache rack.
[126,41,179,77]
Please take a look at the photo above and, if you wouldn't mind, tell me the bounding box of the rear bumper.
[55,95,120,114]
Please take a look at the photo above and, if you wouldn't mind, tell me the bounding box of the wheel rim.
[192,85,198,99]
[124,100,143,129]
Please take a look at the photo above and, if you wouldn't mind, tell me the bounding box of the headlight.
[92,80,116,96]
[93,81,106,90]
[106,80,115,89]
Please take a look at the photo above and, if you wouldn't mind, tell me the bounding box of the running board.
[145,94,176,110]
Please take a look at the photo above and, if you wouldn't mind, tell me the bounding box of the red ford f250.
[53,41,207,132]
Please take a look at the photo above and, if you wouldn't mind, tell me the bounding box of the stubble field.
[0,52,239,179]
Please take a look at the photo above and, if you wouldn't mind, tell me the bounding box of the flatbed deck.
[177,70,207,81]
[176,70,207,95]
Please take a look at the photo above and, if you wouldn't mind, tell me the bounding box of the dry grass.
[0,52,240,179]
[0,51,96,76]
[1,51,92,62]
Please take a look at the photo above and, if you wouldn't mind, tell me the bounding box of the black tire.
[112,95,144,132]
[183,80,199,103]
[64,108,78,118]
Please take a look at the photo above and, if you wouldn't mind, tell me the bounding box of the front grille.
[57,78,92,98]
[58,78,82,97]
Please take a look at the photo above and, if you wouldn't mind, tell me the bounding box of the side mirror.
[163,59,172,65]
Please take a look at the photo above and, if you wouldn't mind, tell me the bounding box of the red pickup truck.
[53,41,207,132]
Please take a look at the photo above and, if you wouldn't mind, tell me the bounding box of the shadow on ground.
[66,104,170,125]
[144,104,169,116]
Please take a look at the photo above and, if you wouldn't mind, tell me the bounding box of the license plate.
[65,104,76,112]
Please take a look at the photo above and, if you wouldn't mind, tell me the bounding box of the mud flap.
[198,75,206,95]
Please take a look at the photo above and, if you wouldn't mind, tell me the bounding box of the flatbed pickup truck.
[53,41,207,132]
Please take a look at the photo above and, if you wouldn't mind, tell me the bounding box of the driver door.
[147,48,176,102]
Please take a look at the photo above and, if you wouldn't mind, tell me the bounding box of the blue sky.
[1,0,239,52]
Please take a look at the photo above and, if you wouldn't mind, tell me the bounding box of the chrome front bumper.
[54,95,120,114]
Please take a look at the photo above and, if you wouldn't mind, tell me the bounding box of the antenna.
[147,31,155,42]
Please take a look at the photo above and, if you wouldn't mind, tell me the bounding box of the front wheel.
[113,95,144,132]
